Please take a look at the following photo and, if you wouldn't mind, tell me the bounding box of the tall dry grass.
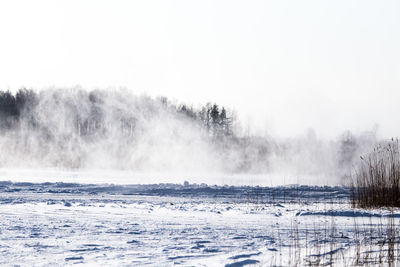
[351,139,400,208]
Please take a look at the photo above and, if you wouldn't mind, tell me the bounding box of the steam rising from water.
[0,88,379,185]
[1,89,217,171]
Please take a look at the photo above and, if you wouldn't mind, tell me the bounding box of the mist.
[0,88,381,185]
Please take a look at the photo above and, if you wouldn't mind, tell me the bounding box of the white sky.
[0,0,399,138]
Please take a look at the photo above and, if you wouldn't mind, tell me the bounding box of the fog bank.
[0,88,380,185]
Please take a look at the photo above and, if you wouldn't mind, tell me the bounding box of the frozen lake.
[0,182,399,266]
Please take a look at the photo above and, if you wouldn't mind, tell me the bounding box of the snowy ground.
[0,182,399,266]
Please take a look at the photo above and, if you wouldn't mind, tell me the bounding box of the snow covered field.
[0,182,399,266]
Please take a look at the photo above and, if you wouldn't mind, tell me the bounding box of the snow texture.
[0,181,399,266]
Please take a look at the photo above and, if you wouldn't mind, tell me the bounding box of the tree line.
[0,88,236,139]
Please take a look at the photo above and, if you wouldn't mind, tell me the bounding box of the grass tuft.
[351,139,400,208]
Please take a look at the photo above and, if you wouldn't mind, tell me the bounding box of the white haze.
[2,89,216,171]
[0,88,381,186]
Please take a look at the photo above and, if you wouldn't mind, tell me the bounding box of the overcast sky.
[0,0,399,138]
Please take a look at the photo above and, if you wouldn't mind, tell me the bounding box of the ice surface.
[0,181,399,266]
